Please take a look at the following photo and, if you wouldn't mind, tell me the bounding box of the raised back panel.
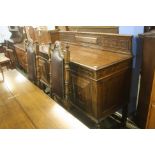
[50,30,60,43]
[51,42,64,98]
[67,26,119,33]
[25,26,37,42]
[35,30,51,44]
[58,31,132,54]
[25,41,37,83]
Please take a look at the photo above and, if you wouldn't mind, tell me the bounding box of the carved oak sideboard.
[50,31,133,127]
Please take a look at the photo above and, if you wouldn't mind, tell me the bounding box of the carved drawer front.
[71,74,92,113]
[96,60,131,80]
[38,58,50,85]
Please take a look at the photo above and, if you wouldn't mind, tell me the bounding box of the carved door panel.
[70,74,92,113]
[38,58,50,85]
[99,70,128,117]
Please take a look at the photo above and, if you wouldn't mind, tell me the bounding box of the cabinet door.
[70,73,92,113]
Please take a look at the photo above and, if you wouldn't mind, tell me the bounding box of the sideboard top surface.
[69,44,132,70]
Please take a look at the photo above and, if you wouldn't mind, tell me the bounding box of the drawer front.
[96,59,132,80]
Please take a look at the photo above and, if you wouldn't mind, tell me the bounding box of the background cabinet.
[136,32,155,128]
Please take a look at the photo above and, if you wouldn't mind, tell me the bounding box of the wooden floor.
[0,69,88,129]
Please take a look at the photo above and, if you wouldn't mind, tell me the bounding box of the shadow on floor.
[69,107,139,129]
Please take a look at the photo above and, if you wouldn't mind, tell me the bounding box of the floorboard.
[0,69,88,129]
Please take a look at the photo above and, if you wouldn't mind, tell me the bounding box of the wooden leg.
[50,89,56,100]
[96,121,101,129]
[7,61,11,70]
[6,62,9,70]
[121,103,128,128]
[38,81,44,90]
[0,65,4,82]
[37,80,40,88]
[63,92,71,110]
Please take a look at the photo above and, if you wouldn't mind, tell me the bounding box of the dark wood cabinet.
[69,48,132,124]
[136,32,155,128]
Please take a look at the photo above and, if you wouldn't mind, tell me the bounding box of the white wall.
[0,26,11,43]
[47,26,55,30]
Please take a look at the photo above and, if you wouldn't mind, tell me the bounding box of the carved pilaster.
[63,43,70,109]
[48,42,52,96]
[34,42,40,87]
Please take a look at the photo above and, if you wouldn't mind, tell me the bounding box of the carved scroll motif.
[97,36,131,52]
[75,36,97,44]
[58,31,132,54]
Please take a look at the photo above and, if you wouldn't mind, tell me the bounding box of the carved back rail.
[67,26,119,33]
[50,31,132,55]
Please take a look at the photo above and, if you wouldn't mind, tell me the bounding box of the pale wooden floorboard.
[0,69,88,129]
